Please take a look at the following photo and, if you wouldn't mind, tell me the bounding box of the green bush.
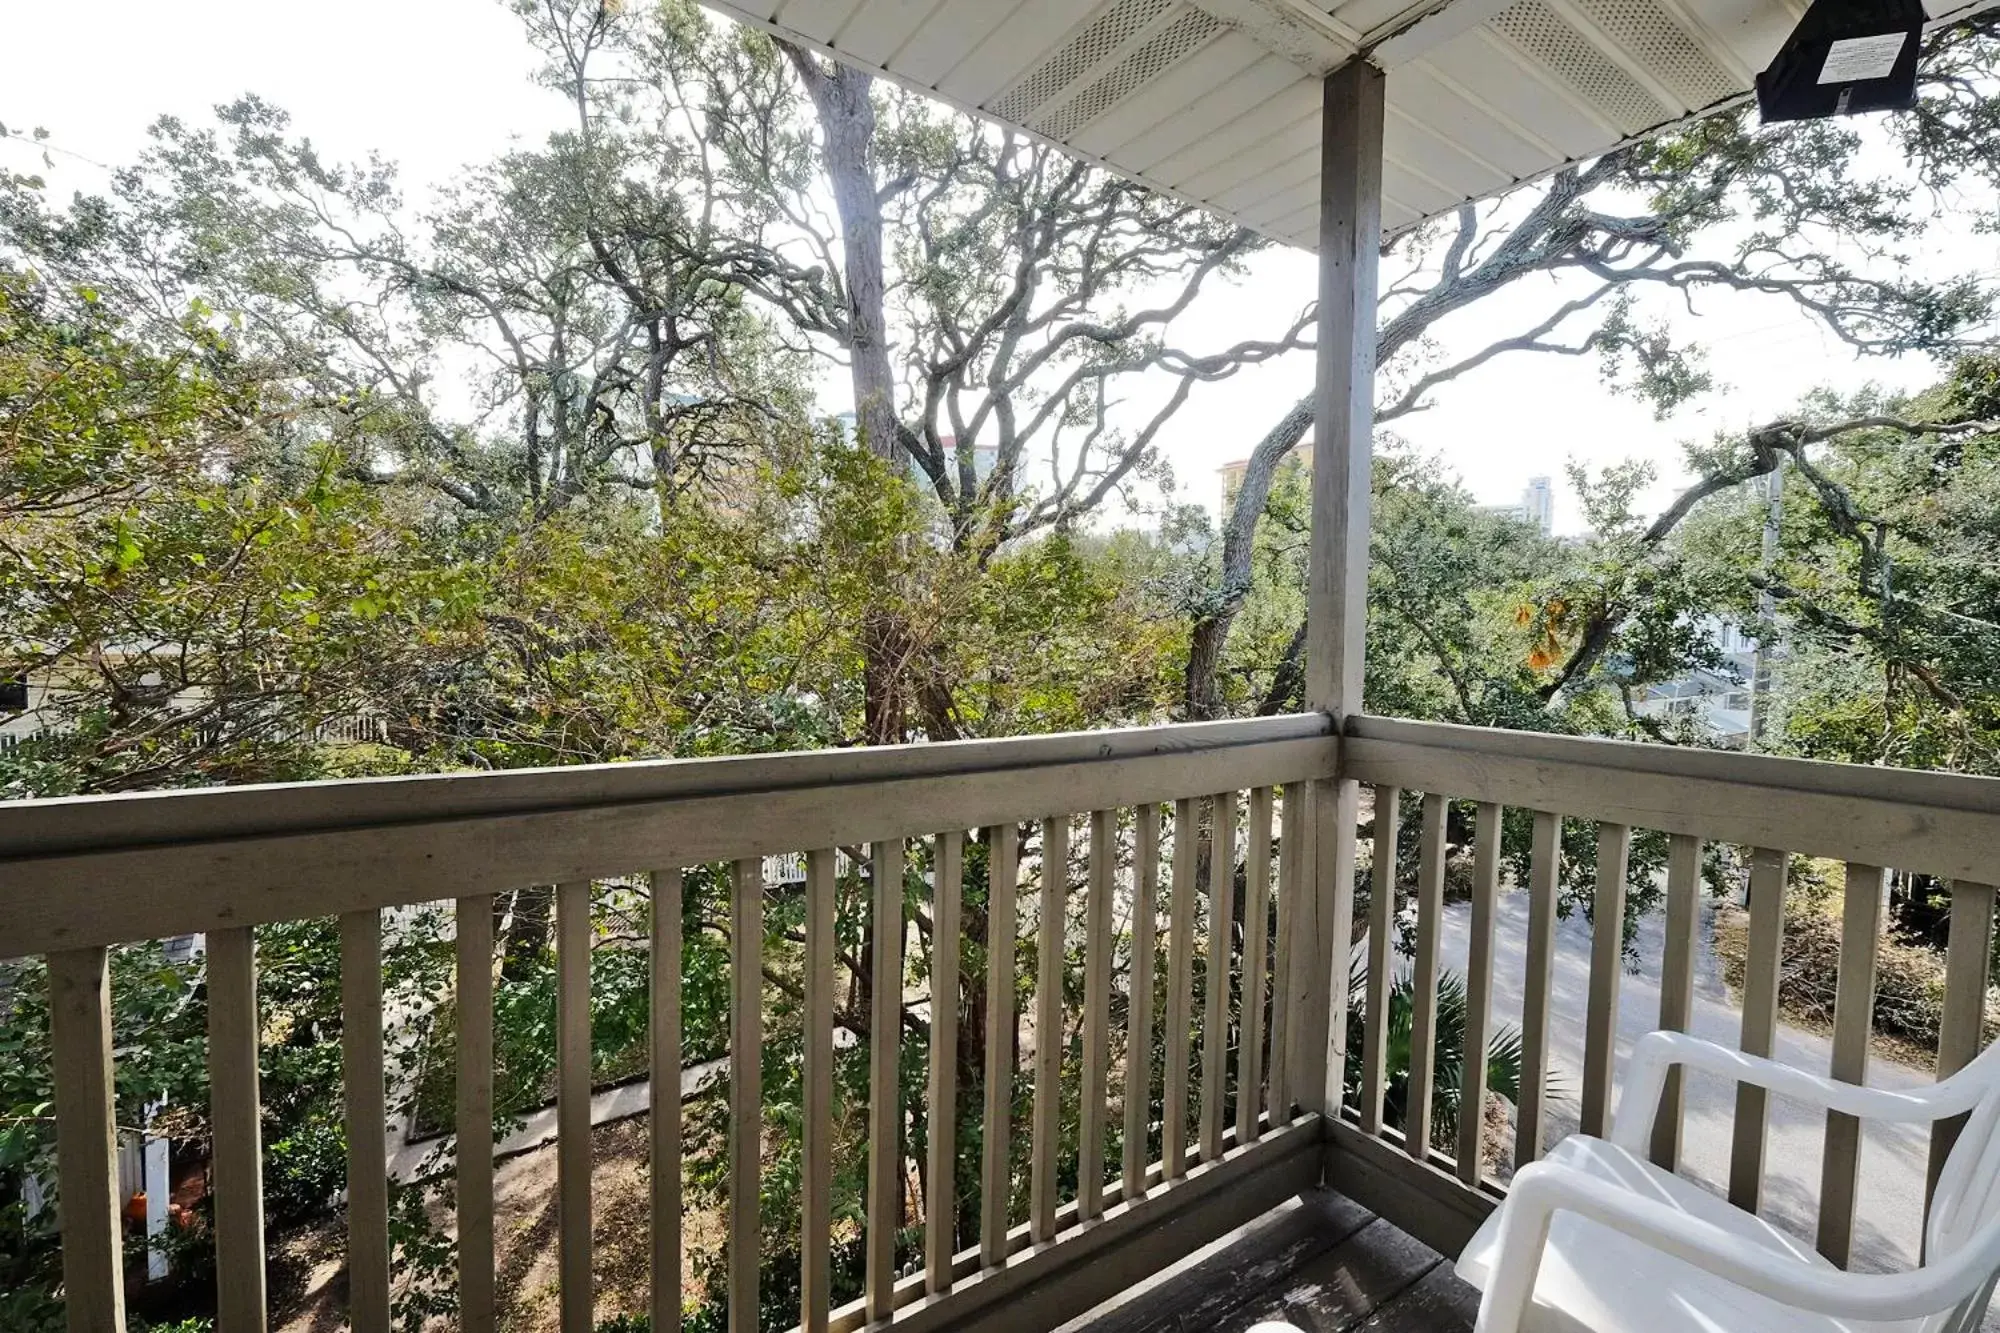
[1713,885,2000,1055]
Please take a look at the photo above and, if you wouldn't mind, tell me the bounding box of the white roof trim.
[701,0,2000,249]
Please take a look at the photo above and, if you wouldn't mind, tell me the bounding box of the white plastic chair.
[1456,1029,2000,1333]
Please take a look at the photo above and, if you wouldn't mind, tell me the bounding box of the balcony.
[9,0,1995,1324]
[8,709,2000,1332]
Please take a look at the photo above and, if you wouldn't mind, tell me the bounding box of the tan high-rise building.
[1218,440,1314,517]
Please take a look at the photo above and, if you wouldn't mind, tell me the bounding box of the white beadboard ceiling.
[702,0,1990,246]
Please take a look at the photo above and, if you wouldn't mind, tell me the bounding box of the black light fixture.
[1755,0,1926,122]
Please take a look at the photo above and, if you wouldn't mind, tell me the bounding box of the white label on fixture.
[1818,32,1908,83]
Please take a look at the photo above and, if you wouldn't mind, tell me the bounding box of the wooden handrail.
[0,715,1333,959]
[1344,714,2000,880]
[1,714,1332,857]
[1347,714,2000,815]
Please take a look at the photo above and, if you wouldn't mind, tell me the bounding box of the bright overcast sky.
[4,0,1985,534]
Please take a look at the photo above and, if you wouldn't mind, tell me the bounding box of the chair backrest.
[1919,1038,2000,1333]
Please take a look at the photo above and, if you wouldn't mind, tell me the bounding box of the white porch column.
[1293,58,1384,1121]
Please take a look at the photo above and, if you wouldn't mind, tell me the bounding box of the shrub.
[1712,884,2000,1056]
[1341,956,1527,1151]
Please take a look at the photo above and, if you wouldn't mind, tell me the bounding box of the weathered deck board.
[1351,1262,1481,1331]
[1065,1189,1474,1333]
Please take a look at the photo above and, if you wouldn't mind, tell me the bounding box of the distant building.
[1474,475,1556,535]
[1628,619,1764,747]
[1218,442,1314,516]
[1219,453,1555,537]
[1,650,384,754]
[829,412,999,486]
[923,435,1000,486]
[1522,475,1555,532]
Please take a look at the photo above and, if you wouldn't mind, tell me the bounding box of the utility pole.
[1748,462,1784,750]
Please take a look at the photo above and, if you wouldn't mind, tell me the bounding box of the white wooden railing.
[17,709,2000,1331]
[1337,715,2000,1270]
[0,714,1337,1333]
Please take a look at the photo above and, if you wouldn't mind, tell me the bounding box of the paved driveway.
[1424,889,1935,1275]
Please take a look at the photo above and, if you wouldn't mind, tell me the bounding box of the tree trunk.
[501,884,553,985]
[861,610,912,746]
[1183,395,1314,718]
[810,66,899,468]
[784,46,916,746]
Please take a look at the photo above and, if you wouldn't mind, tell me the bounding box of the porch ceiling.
[705,0,1990,244]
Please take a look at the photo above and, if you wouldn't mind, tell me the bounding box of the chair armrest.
[1477,1158,1982,1333]
[1608,1030,1950,1155]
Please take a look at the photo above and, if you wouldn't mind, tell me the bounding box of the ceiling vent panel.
[990,0,1176,124]
[1036,9,1223,140]
[1489,0,1674,134]
[1571,0,1735,109]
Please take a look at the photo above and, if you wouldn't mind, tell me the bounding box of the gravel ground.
[276,1115,724,1332]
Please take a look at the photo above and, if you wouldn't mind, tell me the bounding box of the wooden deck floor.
[1062,1188,1478,1333]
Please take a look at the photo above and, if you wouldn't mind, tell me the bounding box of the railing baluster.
[1266,784,1299,1119]
[1730,848,1787,1213]
[1458,802,1502,1187]
[1239,788,1274,1144]
[865,841,904,1317]
[1517,810,1561,1168]
[1929,880,1997,1212]
[1199,792,1236,1162]
[341,908,391,1333]
[1405,794,1449,1159]
[1360,785,1401,1135]
[1163,798,1198,1178]
[556,882,594,1333]
[453,898,496,1333]
[1581,823,1631,1138]
[1651,835,1703,1172]
[47,947,126,1333]
[206,927,267,1333]
[651,870,685,1333]
[980,824,1019,1267]
[1031,816,1067,1240]
[1819,862,1884,1268]
[1079,812,1114,1218]
[1311,778,1358,1122]
[928,832,964,1288]
[801,852,834,1330]
[1123,803,1160,1195]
